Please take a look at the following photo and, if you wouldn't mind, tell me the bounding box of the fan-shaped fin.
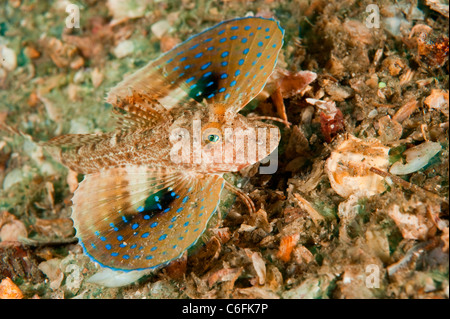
[107,17,284,116]
[72,166,224,271]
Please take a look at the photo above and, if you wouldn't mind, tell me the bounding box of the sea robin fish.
[46,17,284,272]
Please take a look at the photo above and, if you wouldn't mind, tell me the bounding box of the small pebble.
[0,46,17,71]
[0,278,23,299]
[113,40,134,58]
[151,20,171,39]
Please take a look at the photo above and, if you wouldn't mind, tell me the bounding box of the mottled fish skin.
[50,106,278,175]
[49,17,284,271]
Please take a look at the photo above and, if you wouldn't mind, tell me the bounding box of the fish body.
[53,107,278,175]
[49,16,284,271]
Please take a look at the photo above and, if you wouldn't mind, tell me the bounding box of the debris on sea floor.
[389,141,442,175]
[326,135,390,199]
[0,211,27,242]
[424,89,449,117]
[0,277,23,299]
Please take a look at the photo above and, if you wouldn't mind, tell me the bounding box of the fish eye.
[202,127,222,144]
[207,134,220,143]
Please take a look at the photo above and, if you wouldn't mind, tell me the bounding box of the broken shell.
[251,252,266,285]
[274,69,317,98]
[424,0,450,18]
[0,220,27,242]
[38,259,64,290]
[388,204,433,240]
[424,89,449,117]
[390,141,442,175]
[392,99,419,123]
[0,211,27,242]
[326,135,390,198]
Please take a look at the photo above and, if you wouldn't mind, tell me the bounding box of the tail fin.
[0,122,30,140]
[0,122,63,162]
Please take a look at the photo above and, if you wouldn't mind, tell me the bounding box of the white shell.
[0,46,17,71]
[326,135,390,198]
[390,141,442,175]
[87,268,150,288]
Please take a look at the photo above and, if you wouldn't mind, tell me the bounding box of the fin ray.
[107,17,284,115]
[72,166,224,271]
